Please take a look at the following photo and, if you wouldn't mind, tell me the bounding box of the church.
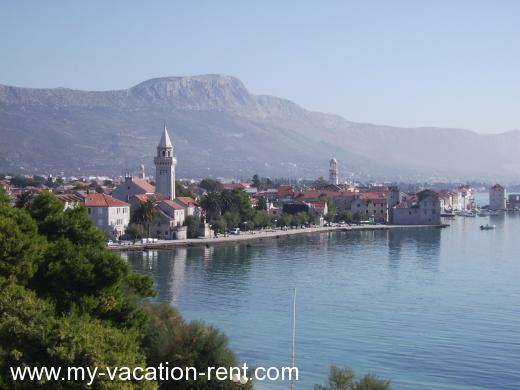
[111,124,203,240]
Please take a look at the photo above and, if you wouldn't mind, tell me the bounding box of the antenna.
[291,288,296,390]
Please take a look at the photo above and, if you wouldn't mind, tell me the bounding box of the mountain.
[1,74,519,181]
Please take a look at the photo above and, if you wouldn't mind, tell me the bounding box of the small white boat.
[480,224,496,230]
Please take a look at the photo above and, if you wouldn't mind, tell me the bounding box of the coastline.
[109,223,449,252]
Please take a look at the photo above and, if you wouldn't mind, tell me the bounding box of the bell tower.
[154,123,176,199]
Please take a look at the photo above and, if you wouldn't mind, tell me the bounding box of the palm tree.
[133,200,157,238]
[15,191,34,208]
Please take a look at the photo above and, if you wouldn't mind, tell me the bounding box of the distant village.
[0,125,516,243]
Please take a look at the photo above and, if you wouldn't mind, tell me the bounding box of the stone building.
[390,189,441,225]
[489,184,506,210]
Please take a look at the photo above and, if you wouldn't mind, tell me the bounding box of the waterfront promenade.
[109,223,448,251]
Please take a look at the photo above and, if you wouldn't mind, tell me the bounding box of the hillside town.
[0,125,515,243]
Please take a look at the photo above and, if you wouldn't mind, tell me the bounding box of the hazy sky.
[1,1,519,133]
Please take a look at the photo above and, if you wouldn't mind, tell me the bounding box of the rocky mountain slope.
[1,74,519,181]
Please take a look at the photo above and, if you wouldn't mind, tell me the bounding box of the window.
[87,208,91,214]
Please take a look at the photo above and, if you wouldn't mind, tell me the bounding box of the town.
[0,125,515,245]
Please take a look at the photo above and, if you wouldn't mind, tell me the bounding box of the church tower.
[154,124,176,199]
[329,158,339,185]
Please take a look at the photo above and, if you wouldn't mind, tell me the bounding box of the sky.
[1,1,519,133]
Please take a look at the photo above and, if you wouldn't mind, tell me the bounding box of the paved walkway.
[109,224,448,252]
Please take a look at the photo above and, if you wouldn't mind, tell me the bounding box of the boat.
[480,224,496,230]
[462,211,476,217]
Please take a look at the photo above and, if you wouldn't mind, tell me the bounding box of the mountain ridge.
[0,74,519,181]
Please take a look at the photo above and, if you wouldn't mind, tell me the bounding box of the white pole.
[291,288,296,390]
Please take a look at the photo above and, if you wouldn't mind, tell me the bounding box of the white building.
[84,193,130,239]
[489,184,506,210]
[154,124,177,200]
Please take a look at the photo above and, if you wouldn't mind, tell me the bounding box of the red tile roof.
[176,196,199,207]
[222,182,247,190]
[132,179,155,193]
[84,193,129,207]
[133,193,169,203]
[161,199,185,210]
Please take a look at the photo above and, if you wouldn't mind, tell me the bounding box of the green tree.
[200,192,222,221]
[0,187,9,206]
[253,210,271,229]
[223,211,240,229]
[0,205,46,284]
[211,218,227,236]
[15,191,34,208]
[142,302,251,390]
[183,215,201,239]
[199,178,223,193]
[353,211,363,223]
[176,180,195,198]
[0,280,155,390]
[315,365,391,390]
[326,199,337,222]
[252,174,261,190]
[126,223,146,243]
[132,200,157,237]
[256,196,267,211]
[280,213,293,227]
[27,192,154,326]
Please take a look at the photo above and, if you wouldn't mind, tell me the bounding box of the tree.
[26,192,154,327]
[0,187,9,206]
[314,365,391,390]
[326,199,337,222]
[133,200,157,237]
[223,211,240,229]
[142,302,252,390]
[314,176,329,189]
[253,210,271,229]
[183,215,200,239]
[176,180,195,198]
[199,178,223,193]
[0,280,155,390]
[353,211,363,224]
[15,191,34,208]
[252,174,261,190]
[200,192,222,221]
[211,218,227,235]
[256,196,267,211]
[280,213,293,227]
[126,223,146,243]
[0,205,46,284]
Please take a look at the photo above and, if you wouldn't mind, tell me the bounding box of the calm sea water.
[126,210,520,389]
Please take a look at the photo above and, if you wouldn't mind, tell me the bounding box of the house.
[83,193,130,239]
[390,189,441,225]
[175,196,200,217]
[111,175,155,202]
[489,184,506,210]
[507,194,520,210]
[55,193,84,210]
[350,192,389,222]
[144,199,187,240]
[128,193,169,214]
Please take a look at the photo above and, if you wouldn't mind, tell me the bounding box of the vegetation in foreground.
[0,189,250,389]
[315,366,391,390]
